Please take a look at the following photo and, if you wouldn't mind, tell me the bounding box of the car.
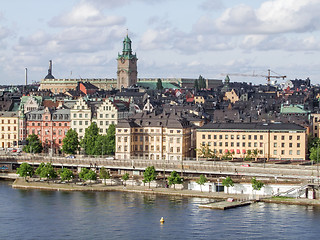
[241,164,250,167]
[105,157,114,160]
[66,155,75,159]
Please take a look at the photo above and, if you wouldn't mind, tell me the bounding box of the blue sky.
[0,0,319,85]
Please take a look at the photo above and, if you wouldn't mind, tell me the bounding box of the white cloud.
[49,2,125,27]
[216,0,320,34]
[139,28,172,50]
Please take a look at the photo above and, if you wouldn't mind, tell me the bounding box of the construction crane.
[221,69,286,85]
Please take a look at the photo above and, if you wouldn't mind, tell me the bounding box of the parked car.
[66,155,75,159]
[241,164,250,167]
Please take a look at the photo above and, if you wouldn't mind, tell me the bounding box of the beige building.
[71,97,130,138]
[93,98,129,134]
[196,122,307,161]
[40,78,117,93]
[311,113,320,138]
[70,98,92,139]
[115,111,192,160]
[0,112,19,149]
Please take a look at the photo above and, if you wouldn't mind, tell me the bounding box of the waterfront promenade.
[11,178,320,207]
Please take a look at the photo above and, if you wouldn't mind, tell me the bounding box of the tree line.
[22,123,116,156]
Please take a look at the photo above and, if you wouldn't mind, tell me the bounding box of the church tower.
[117,34,138,89]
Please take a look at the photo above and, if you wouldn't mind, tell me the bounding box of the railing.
[0,155,317,179]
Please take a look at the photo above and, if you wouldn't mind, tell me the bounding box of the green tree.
[221,150,234,161]
[81,122,99,155]
[106,124,116,155]
[122,173,130,186]
[39,163,57,183]
[62,129,79,155]
[198,75,206,89]
[156,78,163,91]
[58,168,74,182]
[35,162,45,179]
[23,134,43,153]
[168,171,183,190]
[143,166,157,188]
[79,168,90,182]
[252,149,259,161]
[93,135,108,155]
[222,176,234,194]
[196,144,215,160]
[86,170,97,184]
[100,167,110,185]
[196,174,207,192]
[16,162,34,181]
[244,150,252,161]
[194,79,199,92]
[251,177,264,191]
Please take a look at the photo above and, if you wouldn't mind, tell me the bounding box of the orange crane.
[221,69,286,85]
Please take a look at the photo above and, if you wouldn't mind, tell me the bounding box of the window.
[79,121,82,125]
[274,143,277,147]
[274,136,277,140]
[79,114,82,118]
[274,150,277,155]
[208,135,212,139]
[260,135,263,140]
[231,135,234,139]
[225,135,228,139]
[219,135,222,140]
[225,142,228,147]
[177,147,180,152]
[297,136,300,140]
[297,150,300,155]
[242,142,245,147]
[73,121,77,125]
[281,136,285,140]
[297,143,300,148]
[242,135,246,140]
[254,135,257,140]
[124,137,127,142]
[281,143,285,148]
[214,135,217,140]
[289,143,292,147]
[289,150,293,155]
[202,134,206,139]
[236,135,240,140]
[248,135,251,140]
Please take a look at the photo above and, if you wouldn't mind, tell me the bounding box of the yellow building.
[224,89,239,103]
[0,112,19,149]
[196,122,307,161]
[115,111,192,160]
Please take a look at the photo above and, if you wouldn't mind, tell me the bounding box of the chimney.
[25,68,28,86]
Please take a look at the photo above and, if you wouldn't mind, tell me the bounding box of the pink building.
[26,107,71,153]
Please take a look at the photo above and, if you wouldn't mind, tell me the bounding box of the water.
[1,180,320,240]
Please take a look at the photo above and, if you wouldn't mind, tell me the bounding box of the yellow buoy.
[160,217,165,224]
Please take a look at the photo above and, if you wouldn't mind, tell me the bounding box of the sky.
[0,0,320,85]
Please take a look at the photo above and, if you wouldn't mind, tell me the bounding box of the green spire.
[118,33,137,60]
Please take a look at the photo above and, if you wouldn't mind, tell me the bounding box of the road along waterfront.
[2,179,320,240]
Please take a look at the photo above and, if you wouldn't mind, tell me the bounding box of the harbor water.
[0,180,320,240]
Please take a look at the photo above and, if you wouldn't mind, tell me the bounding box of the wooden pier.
[199,200,252,210]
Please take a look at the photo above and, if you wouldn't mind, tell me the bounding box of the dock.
[199,200,252,210]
